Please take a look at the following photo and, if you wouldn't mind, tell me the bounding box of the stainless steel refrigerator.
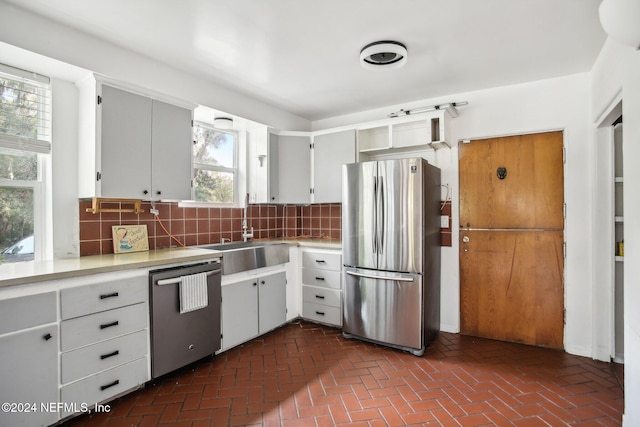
[342,158,441,356]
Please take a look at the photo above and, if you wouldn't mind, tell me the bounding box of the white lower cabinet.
[0,318,59,427]
[301,249,343,327]
[59,271,149,418]
[220,269,286,351]
[60,357,149,418]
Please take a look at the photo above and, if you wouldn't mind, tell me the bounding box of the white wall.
[0,2,311,132]
[50,79,79,258]
[313,74,595,357]
[590,39,640,427]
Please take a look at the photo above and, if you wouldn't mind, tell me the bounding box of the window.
[0,64,50,263]
[193,122,237,204]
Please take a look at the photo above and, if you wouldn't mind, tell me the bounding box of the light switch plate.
[440,215,449,228]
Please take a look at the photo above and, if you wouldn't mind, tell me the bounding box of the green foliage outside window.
[193,124,236,203]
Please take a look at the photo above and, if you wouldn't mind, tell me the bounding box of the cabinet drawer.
[60,273,147,320]
[0,292,56,335]
[61,329,148,384]
[61,303,147,351]
[302,301,342,326]
[302,250,341,271]
[302,285,341,308]
[302,268,341,289]
[60,356,149,417]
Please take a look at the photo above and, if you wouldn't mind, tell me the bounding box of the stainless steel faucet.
[242,193,254,242]
[221,237,231,244]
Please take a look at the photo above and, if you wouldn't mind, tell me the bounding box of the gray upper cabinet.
[101,85,153,199]
[150,99,193,200]
[79,80,193,200]
[268,133,311,204]
[312,130,356,203]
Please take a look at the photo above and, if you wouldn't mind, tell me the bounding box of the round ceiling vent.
[360,41,408,70]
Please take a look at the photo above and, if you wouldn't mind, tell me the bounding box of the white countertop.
[0,247,221,288]
[0,239,342,289]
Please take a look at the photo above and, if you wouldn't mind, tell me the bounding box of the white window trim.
[0,64,52,261]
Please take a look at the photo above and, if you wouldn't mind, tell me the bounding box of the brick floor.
[60,320,624,426]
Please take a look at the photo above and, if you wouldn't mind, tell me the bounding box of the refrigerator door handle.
[379,176,385,253]
[376,176,384,255]
[345,269,415,282]
[372,172,378,254]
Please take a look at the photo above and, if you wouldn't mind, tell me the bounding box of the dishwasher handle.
[156,269,220,286]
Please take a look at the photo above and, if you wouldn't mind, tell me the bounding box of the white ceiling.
[4,0,606,122]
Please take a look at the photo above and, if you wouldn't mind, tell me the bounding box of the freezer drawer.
[342,268,424,354]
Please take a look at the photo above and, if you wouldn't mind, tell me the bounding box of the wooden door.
[459,132,564,349]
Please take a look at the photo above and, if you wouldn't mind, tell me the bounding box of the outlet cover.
[440,215,449,228]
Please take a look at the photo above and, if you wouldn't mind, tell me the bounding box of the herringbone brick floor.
[62,320,624,426]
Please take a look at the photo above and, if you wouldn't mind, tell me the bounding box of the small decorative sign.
[112,225,149,254]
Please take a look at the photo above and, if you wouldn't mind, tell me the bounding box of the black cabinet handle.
[100,321,119,330]
[315,277,325,281]
[315,260,326,263]
[100,380,120,391]
[253,282,257,287]
[43,333,52,341]
[143,190,149,195]
[99,292,119,300]
[100,350,120,360]
[261,280,266,285]
[315,295,325,299]
[315,311,325,316]
[156,190,162,195]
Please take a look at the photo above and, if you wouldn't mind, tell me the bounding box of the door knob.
[462,236,470,243]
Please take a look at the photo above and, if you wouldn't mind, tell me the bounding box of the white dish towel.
[179,272,209,313]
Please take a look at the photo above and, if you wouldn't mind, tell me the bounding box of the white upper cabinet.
[312,130,356,203]
[357,110,452,159]
[78,79,193,200]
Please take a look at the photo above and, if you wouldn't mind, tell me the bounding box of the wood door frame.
[458,129,567,348]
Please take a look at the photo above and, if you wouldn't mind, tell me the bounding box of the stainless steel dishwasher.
[149,260,222,379]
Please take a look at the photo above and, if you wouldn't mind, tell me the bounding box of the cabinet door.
[151,100,193,200]
[313,130,356,203]
[267,133,280,202]
[277,135,311,204]
[100,85,153,198]
[221,279,258,350]
[258,271,287,334]
[0,324,59,427]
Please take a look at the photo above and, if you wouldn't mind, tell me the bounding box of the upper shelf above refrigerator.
[357,109,452,155]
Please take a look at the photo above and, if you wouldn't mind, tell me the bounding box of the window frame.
[190,121,239,206]
[0,64,51,262]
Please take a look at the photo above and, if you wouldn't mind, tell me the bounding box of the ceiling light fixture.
[360,41,408,70]
[599,0,640,49]
[213,116,234,129]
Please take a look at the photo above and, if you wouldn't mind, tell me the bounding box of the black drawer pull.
[315,295,325,299]
[99,292,119,300]
[100,321,119,330]
[315,260,326,263]
[315,311,325,316]
[261,280,266,285]
[100,379,120,391]
[315,277,325,281]
[100,350,120,360]
[43,333,52,341]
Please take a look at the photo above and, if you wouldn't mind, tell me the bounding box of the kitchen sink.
[198,241,290,275]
